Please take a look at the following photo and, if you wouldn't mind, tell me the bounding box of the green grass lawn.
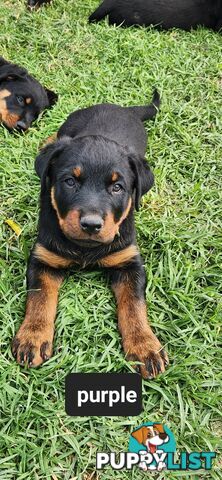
[0,0,222,478]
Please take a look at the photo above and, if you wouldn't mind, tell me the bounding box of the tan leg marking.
[12,272,63,367]
[112,282,169,379]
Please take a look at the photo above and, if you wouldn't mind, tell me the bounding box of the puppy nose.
[80,215,103,234]
[16,120,28,131]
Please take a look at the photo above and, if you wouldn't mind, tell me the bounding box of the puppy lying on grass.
[0,57,57,131]
[89,0,222,31]
[12,90,169,379]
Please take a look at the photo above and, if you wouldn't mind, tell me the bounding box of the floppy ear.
[153,423,165,434]
[44,87,58,107]
[129,154,154,211]
[131,427,148,446]
[0,60,27,83]
[35,136,71,187]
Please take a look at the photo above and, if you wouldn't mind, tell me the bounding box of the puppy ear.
[35,136,71,187]
[44,87,58,107]
[129,154,154,211]
[0,60,27,82]
[153,423,165,434]
[131,427,148,446]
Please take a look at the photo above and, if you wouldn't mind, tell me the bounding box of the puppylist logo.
[96,422,216,472]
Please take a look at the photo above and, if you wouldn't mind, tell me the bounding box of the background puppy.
[0,57,57,131]
[12,90,169,379]
[89,0,222,31]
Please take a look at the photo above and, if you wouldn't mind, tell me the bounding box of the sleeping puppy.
[12,90,169,379]
[89,0,222,31]
[0,57,57,131]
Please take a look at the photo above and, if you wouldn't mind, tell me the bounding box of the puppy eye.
[16,96,25,106]
[112,183,123,193]
[65,178,75,187]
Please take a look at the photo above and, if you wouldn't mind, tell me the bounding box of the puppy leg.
[110,259,168,379]
[12,257,64,367]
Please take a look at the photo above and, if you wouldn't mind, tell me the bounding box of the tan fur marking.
[0,89,11,102]
[0,89,20,128]
[111,172,118,182]
[41,133,57,148]
[51,186,64,228]
[26,97,32,105]
[98,245,138,268]
[100,198,132,243]
[73,166,81,178]
[12,272,63,367]
[34,243,74,268]
[112,281,168,379]
[51,187,132,245]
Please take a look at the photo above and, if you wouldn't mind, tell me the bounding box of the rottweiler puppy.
[12,90,169,379]
[0,57,57,131]
[89,0,222,31]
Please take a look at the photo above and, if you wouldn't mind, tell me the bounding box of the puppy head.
[132,424,169,449]
[35,135,154,246]
[0,57,57,131]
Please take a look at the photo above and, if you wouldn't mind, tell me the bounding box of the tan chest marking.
[98,244,139,268]
[34,243,74,269]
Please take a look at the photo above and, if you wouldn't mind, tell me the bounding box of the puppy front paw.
[12,327,53,367]
[126,332,169,379]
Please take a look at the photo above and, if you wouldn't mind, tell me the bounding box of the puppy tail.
[89,0,112,23]
[128,89,161,121]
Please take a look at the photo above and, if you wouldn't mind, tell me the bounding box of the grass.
[0,0,222,478]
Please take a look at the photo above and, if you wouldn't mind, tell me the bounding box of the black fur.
[0,57,57,131]
[12,92,169,378]
[27,0,51,8]
[89,0,222,31]
[34,92,159,258]
[32,92,159,268]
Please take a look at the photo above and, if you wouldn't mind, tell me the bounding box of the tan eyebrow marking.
[111,172,119,182]
[26,97,32,105]
[73,167,81,178]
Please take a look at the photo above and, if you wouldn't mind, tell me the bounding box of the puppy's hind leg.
[89,0,113,23]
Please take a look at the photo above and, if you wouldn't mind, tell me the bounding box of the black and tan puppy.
[89,0,222,31]
[0,57,57,131]
[12,90,169,379]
